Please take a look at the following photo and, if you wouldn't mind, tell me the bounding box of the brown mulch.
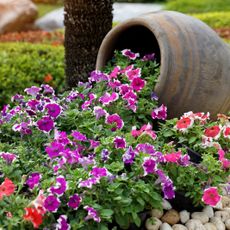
[0,30,64,45]
[214,28,230,40]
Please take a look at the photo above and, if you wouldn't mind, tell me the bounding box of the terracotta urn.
[96,11,230,118]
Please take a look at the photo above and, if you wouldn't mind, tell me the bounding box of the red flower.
[0,178,15,200]
[44,74,53,83]
[202,187,221,207]
[175,117,193,132]
[223,126,230,139]
[204,126,221,139]
[23,207,43,229]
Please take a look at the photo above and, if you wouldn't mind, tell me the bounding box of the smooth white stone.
[179,210,190,224]
[151,209,164,219]
[204,223,217,230]
[225,218,230,230]
[203,206,214,218]
[210,217,225,230]
[145,217,162,230]
[185,219,206,230]
[172,224,188,230]
[215,210,230,222]
[191,212,209,224]
[160,223,173,230]
[162,199,172,210]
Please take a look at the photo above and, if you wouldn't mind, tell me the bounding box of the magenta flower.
[89,140,100,149]
[126,68,141,81]
[108,80,122,89]
[89,70,108,82]
[61,149,80,164]
[78,177,99,189]
[93,106,108,120]
[44,195,60,213]
[27,99,40,111]
[142,53,155,61]
[79,157,95,169]
[26,172,42,190]
[202,187,221,207]
[142,157,157,175]
[37,116,54,133]
[114,136,126,149]
[45,141,65,159]
[122,146,136,164]
[99,92,119,106]
[49,176,68,197]
[127,98,137,112]
[151,104,167,120]
[71,131,87,142]
[0,152,17,165]
[84,206,101,223]
[121,49,139,60]
[12,122,32,135]
[56,215,70,230]
[41,84,54,95]
[106,114,124,131]
[68,194,82,210]
[81,93,97,110]
[162,179,175,199]
[178,154,190,166]
[119,84,132,95]
[24,86,41,96]
[54,130,71,146]
[45,103,61,118]
[122,90,137,101]
[109,66,121,79]
[136,143,155,155]
[90,167,109,178]
[131,77,146,92]
[11,94,24,103]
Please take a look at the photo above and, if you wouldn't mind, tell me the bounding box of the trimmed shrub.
[0,43,65,106]
[192,11,230,28]
[165,0,230,13]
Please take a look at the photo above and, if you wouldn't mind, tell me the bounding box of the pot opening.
[108,25,161,64]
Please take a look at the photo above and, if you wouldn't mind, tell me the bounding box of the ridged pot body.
[96,11,230,118]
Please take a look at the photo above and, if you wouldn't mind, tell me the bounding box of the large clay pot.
[96,11,230,118]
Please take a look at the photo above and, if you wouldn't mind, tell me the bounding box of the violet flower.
[151,104,167,120]
[26,172,42,190]
[37,116,54,133]
[44,195,60,213]
[45,103,62,118]
[142,157,157,176]
[78,177,99,189]
[121,49,140,60]
[114,136,126,149]
[0,152,17,165]
[90,167,109,178]
[56,215,70,230]
[71,131,87,142]
[49,176,68,197]
[24,86,41,96]
[45,141,65,159]
[84,206,101,223]
[105,114,124,131]
[67,194,82,210]
[122,146,136,164]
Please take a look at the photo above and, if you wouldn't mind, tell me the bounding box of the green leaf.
[100,209,114,218]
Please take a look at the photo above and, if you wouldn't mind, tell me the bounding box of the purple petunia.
[26,172,42,190]
[142,157,157,176]
[67,194,82,210]
[12,121,32,135]
[84,206,101,223]
[45,103,62,118]
[142,53,155,61]
[24,86,41,96]
[89,70,109,82]
[151,104,167,120]
[54,130,71,146]
[71,131,87,142]
[121,49,140,60]
[93,106,108,120]
[90,167,109,178]
[49,176,68,196]
[0,152,17,165]
[62,149,80,165]
[101,149,110,162]
[44,195,60,213]
[122,146,136,164]
[81,93,97,110]
[56,215,70,230]
[109,66,121,79]
[45,141,65,159]
[114,136,126,149]
[136,143,156,155]
[106,114,124,131]
[37,116,54,133]
[151,92,159,101]
[78,177,99,189]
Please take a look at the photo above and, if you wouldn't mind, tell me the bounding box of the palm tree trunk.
[64,0,113,88]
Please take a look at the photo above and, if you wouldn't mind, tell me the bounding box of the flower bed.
[0,50,229,229]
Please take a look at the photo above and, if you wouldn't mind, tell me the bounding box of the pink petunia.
[151,104,167,120]
[121,49,139,60]
[131,77,146,92]
[105,114,124,131]
[202,187,221,207]
[175,116,194,132]
[204,125,222,140]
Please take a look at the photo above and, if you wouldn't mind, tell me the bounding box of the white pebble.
[191,212,209,224]
[203,206,214,218]
[179,210,190,224]
[160,223,173,230]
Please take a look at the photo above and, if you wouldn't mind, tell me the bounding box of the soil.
[214,27,230,40]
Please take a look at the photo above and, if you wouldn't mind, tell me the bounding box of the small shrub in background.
[165,0,230,13]
[0,43,65,107]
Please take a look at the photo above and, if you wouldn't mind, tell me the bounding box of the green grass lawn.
[36,3,63,18]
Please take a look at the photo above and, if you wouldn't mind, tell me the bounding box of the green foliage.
[192,11,230,28]
[165,0,230,13]
[36,3,63,18]
[0,43,65,107]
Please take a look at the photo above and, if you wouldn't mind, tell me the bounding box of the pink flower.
[164,151,182,163]
[121,49,139,60]
[218,149,230,169]
[202,187,221,207]
[223,125,230,139]
[105,114,124,131]
[30,190,46,215]
[99,92,119,105]
[125,68,141,81]
[151,104,167,120]
[131,124,157,140]
[131,77,146,92]
[109,66,120,79]
[204,125,221,140]
[175,117,194,132]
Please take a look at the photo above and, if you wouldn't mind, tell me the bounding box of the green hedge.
[165,0,230,13]
[0,43,65,106]
[192,11,230,28]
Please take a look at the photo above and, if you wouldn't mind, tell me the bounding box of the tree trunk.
[64,0,113,88]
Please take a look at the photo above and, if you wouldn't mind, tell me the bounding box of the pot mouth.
[96,19,162,69]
